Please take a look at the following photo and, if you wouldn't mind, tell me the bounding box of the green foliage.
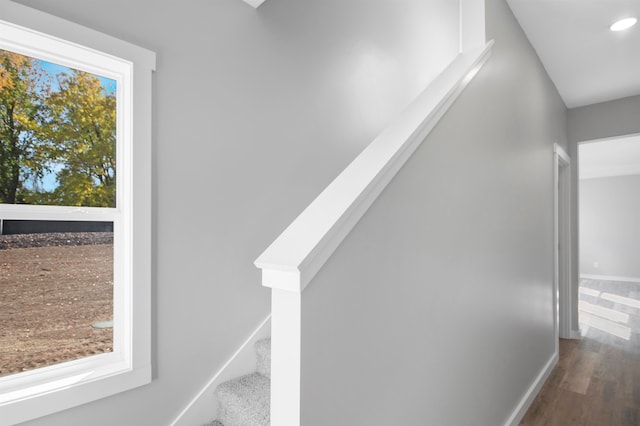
[0,50,47,203]
[0,49,116,207]
[44,71,116,207]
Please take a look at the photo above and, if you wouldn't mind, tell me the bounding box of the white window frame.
[0,1,155,424]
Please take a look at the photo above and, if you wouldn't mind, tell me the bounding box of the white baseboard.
[580,274,640,284]
[504,351,558,426]
[170,315,271,426]
[569,329,582,340]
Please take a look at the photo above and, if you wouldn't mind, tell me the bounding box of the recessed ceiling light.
[610,17,637,32]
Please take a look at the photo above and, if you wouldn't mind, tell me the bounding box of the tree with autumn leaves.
[0,50,46,204]
[0,49,116,207]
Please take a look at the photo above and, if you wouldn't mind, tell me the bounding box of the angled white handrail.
[255,41,494,294]
[255,40,493,426]
[255,4,492,423]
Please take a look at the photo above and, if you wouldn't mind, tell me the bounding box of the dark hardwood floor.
[520,278,640,426]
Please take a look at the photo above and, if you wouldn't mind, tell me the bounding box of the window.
[0,1,154,424]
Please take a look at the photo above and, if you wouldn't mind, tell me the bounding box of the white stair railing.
[255,3,492,425]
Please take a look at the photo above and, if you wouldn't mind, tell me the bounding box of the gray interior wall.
[568,95,640,143]
[300,0,568,424]
[579,175,640,278]
[568,95,640,332]
[13,0,461,424]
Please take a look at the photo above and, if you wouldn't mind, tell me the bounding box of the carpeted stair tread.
[215,372,270,426]
[203,421,224,426]
[255,338,271,379]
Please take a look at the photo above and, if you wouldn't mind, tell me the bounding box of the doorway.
[577,134,640,343]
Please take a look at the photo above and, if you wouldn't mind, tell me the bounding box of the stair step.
[215,372,270,426]
[203,421,224,426]
[255,338,271,379]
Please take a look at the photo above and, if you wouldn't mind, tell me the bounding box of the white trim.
[170,316,271,426]
[0,204,117,221]
[554,143,570,164]
[504,352,558,426]
[270,289,301,426]
[0,0,155,69]
[554,144,575,340]
[553,146,561,347]
[580,274,640,284]
[255,41,493,294]
[0,1,154,424]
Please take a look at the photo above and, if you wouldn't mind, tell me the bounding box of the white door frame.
[554,144,576,342]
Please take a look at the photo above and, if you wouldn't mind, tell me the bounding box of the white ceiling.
[579,134,640,179]
[242,0,266,8]
[507,0,640,108]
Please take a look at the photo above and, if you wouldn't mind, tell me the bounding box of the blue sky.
[37,59,117,94]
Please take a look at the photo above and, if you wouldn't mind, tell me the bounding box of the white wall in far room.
[579,174,640,279]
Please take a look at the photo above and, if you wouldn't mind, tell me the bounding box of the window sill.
[0,355,151,424]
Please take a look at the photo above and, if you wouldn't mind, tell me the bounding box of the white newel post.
[270,288,301,426]
[256,265,303,426]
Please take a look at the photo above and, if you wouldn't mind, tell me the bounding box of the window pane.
[0,49,116,208]
[0,220,113,377]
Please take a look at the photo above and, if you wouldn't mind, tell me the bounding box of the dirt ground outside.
[0,233,113,377]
